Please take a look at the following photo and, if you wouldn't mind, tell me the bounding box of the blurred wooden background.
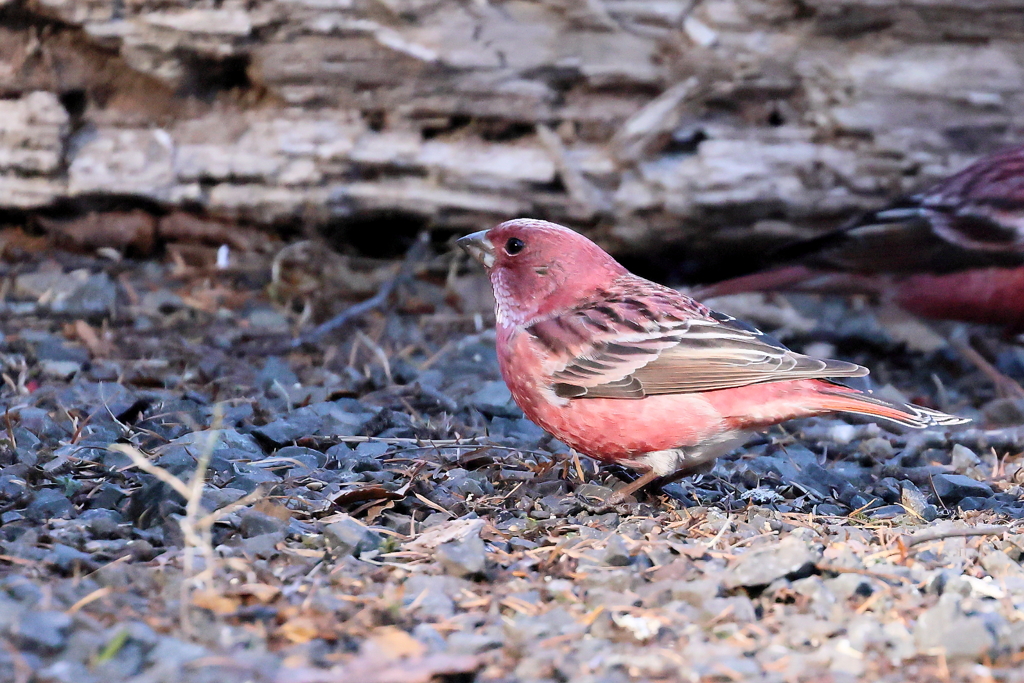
[3,0,1024,275]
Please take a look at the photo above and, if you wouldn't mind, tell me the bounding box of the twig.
[704,514,733,549]
[291,232,430,348]
[815,563,911,587]
[904,524,1011,548]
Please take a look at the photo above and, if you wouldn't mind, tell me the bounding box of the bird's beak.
[457,230,495,268]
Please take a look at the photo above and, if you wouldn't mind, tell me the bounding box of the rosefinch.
[696,143,1024,331]
[459,219,968,501]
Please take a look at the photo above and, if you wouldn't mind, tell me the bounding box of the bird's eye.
[505,237,525,255]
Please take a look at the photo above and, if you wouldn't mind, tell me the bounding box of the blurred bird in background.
[695,144,1024,396]
[459,219,968,502]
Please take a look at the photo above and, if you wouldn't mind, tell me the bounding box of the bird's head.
[458,218,627,324]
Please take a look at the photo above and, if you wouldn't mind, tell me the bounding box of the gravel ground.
[3,236,1024,682]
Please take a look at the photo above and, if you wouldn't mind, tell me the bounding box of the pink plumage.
[459,219,967,498]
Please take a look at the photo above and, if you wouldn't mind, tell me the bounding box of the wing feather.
[532,282,868,399]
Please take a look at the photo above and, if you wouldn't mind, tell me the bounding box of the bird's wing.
[526,283,867,400]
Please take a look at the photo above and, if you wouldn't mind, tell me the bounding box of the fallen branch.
[904,524,1011,548]
[291,232,430,348]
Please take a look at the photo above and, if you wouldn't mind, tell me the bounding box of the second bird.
[459,219,968,502]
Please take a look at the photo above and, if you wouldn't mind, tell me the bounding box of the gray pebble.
[238,509,287,538]
[25,488,75,521]
[468,381,522,418]
[724,536,821,589]
[437,529,487,577]
[11,610,72,653]
[323,516,381,558]
[931,473,993,504]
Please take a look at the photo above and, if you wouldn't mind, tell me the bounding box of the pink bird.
[458,219,968,502]
[696,143,1024,330]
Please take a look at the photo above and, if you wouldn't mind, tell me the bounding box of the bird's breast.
[496,326,728,460]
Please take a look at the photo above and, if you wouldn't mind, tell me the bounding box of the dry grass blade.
[108,443,191,498]
[66,586,113,615]
[195,486,267,530]
[110,406,232,634]
[904,524,1012,548]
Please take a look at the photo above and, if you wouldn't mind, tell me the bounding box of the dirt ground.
[2,232,1024,682]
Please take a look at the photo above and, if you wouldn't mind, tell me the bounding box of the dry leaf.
[70,320,111,357]
[233,583,281,603]
[366,500,395,523]
[280,617,320,644]
[191,589,241,615]
[361,627,427,661]
[330,486,403,506]
[254,500,294,522]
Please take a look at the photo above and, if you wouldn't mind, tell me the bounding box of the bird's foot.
[606,469,661,506]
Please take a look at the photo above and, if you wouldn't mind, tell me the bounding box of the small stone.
[275,445,327,470]
[468,381,521,418]
[901,481,937,521]
[931,474,993,504]
[201,487,247,512]
[25,488,75,521]
[575,484,616,500]
[257,357,299,392]
[37,660,100,683]
[950,444,985,480]
[240,531,284,559]
[601,534,633,567]
[11,610,72,653]
[958,496,993,511]
[239,509,286,538]
[251,409,323,448]
[867,504,906,520]
[87,482,126,510]
[145,637,208,667]
[981,398,1024,427]
[45,543,96,573]
[437,529,487,578]
[38,359,82,379]
[323,515,381,557]
[858,437,894,461]
[245,306,290,332]
[230,463,282,493]
[914,594,998,660]
[724,536,821,589]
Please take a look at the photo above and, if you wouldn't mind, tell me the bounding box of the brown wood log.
[2,0,1024,264]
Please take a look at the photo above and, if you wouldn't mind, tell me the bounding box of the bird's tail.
[812,385,969,429]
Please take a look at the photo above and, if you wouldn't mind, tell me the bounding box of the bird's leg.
[948,327,1024,399]
[606,436,752,506]
[607,469,661,505]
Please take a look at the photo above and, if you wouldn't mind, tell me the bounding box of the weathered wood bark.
[3,0,1024,267]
